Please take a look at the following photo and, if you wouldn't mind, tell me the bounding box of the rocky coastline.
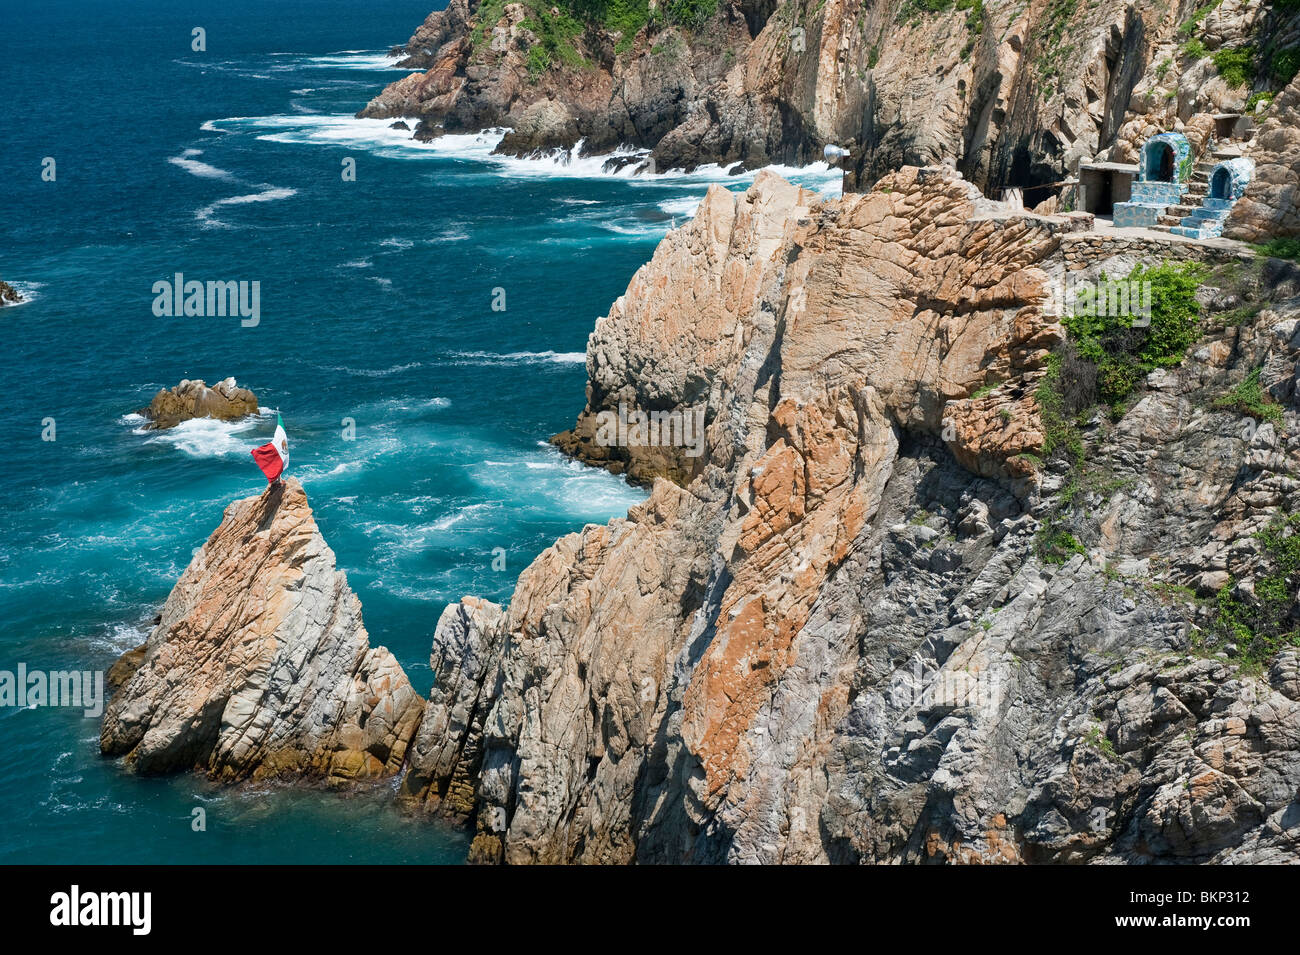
[102,163,1300,863]
[359,0,1300,209]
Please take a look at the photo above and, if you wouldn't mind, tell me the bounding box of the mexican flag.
[251,413,289,483]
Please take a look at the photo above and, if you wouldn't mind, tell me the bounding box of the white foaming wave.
[210,114,506,160]
[298,51,414,71]
[478,444,646,517]
[379,237,414,250]
[600,217,675,238]
[207,114,840,186]
[142,416,259,458]
[491,140,652,180]
[91,620,153,656]
[340,257,372,268]
[2,280,44,307]
[448,350,586,366]
[657,196,703,218]
[168,148,235,180]
[323,361,424,377]
[195,186,298,228]
[304,459,364,480]
[429,501,497,532]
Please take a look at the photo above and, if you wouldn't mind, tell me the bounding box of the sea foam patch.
[140,416,261,458]
[447,350,586,366]
[204,114,843,191]
[168,148,235,180]
[195,186,298,228]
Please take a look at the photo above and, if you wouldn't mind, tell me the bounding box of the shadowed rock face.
[414,169,1300,864]
[136,377,259,430]
[101,478,423,785]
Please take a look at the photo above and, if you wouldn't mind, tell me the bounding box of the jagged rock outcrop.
[101,478,423,784]
[1226,74,1300,242]
[399,597,506,817]
[554,166,1065,485]
[0,280,21,305]
[136,377,258,430]
[361,0,1299,197]
[417,168,1300,863]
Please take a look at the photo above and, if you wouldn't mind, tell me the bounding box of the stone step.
[1171,223,1224,239]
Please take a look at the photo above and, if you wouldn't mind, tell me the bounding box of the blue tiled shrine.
[1170,157,1254,239]
[1112,132,1192,229]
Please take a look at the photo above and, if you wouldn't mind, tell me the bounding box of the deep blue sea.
[0,0,837,863]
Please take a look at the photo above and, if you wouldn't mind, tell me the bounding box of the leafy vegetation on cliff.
[1210,513,1300,669]
[1212,45,1255,87]
[497,0,721,74]
[1213,366,1283,423]
[1061,262,1204,411]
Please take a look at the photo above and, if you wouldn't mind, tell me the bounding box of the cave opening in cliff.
[1145,140,1176,183]
[1210,167,1231,200]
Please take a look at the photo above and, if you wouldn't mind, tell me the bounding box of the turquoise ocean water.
[0,0,838,862]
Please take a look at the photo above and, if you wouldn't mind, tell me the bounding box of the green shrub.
[1211,45,1255,87]
[1211,513,1300,668]
[1245,91,1274,112]
[1272,46,1300,84]
[1258,237,1300,261]
[1039,527,1087,564]
[1213,367,1283,423]
[1178,0,1225,36]
[662,0,718,28]
[1035,352,1085,462]
[958,0,985,56]
[1035,0,1080,80]
[1182,37,1208,60]
[1062,262,1204,409]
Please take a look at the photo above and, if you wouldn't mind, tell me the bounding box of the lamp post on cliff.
[824,143,851,197]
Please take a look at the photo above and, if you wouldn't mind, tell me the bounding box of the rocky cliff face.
[361,0,1300,196]
[136,377,259,430]
[419,168,1300,863]
[103,167,1300,862]
[101,478,423,784]
[1226,74,1300,242]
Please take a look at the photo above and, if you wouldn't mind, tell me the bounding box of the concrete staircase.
[1151,140,1244,239]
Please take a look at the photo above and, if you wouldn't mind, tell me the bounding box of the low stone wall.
[1059,231,1253,271]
